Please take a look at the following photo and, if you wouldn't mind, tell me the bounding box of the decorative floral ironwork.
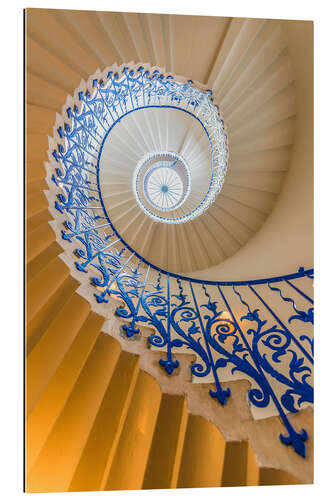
[48,65,314,458]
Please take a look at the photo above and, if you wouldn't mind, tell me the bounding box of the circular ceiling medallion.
[133,151,191,215]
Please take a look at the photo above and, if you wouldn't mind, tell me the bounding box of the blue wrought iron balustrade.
[49,66,314,459]
[97,261,313,460]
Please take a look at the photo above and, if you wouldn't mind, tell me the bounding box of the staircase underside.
[25,8,313,492]
[27,8,297,274]
[26,256,312,491]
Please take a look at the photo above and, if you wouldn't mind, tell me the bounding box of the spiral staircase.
[25,8,314,492]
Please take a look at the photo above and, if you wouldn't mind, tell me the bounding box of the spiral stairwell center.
[25,9,314,492]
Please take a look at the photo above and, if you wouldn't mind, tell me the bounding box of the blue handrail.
[50,67,314,458]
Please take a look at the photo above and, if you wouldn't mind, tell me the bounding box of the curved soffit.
[34,12,297,278]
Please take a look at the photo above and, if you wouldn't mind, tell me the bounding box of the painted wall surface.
[190,21,313,281]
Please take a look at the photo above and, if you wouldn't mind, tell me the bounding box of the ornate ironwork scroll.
[48,66,314,457]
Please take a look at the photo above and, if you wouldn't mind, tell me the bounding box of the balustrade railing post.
[189,282,230,405]
[75,238,120,272]
[121,263,151,338]
[249,284,313,364]
[94,251,134,303]
[61,223,110,242]
[285,279,314,304]
[67,105,104,143]
[218,284,310,457]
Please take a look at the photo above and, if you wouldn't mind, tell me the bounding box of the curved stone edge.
[72,271,313,484]
[42,58,311,483]
[99,302,313,485]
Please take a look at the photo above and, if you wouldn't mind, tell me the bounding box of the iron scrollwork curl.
[48,65,314,458]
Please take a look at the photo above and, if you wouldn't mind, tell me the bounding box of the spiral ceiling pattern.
[35,15,298,275]
[26,10,314,488]
[96,72,229,227]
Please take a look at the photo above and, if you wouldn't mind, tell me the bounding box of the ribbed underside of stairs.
[25,8,313,492]
[26,260,310,491]
[27,8,297,274]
